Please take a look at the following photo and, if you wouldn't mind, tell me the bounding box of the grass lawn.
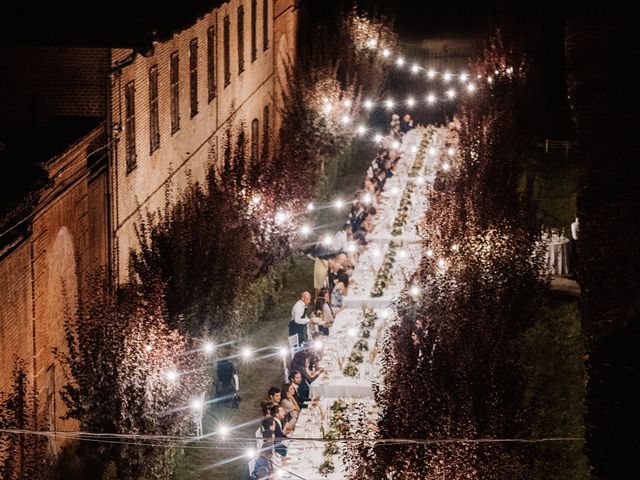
[516,294,589,479]
[174,139,374,479]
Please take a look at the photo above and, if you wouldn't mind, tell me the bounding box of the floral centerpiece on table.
[371,245,397,297]
[349,350,363,363]
[318,458,335,476]
[354,338,369,351]
[391,182,415,236]
[361,307,378,328]
[324,441,340,456]
[343,361,359,377]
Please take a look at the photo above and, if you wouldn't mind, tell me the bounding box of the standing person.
[314,288,334,335]
[570,217,580,278]
[289,292,312,343]
[331,223,352,252]
[330,270,349,312]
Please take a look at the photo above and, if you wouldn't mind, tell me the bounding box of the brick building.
[0,0,298,439]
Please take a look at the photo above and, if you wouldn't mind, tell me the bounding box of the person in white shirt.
[290,292,312,342]
[331,223,352,253]
[571,217,580,240]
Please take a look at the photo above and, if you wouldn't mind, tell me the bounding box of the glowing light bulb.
[251,195,261,205]
[467,83,476,93]
[416,176,425,185]
[411,63,420,74]
[391,141,400,150]
[385,99,394,109]
[426,249,434,257]
[280,347,288,357]
[241,347,252,360]
[396,56,405,67]
[407,97,415,107]
[334,199,344,209]
[323,235,333,246]
[307,203,315,211]
[275,211,289,224]
[341,115,351,125]
[398,249,407,259]
[246,448,257,459]
[459,72,469,82]
[426,93,436,104]
[323,104,333,114]
[443,163,451,172]
[372,247,381,258]
[344,99,352,108]
[356,125,366,135]
[166,370,178,382]
[451,244,460,252]
[447,147,455,157]
[487,76,493,84]
[362,193,372,204]
[428,147,436,156]
[204,342,215,354]
[409,285,421,297]
[437,259,446,269]
[380,309,390,319]
[390,186,399,196]
[218,425,229,436]
[145,344,153,352]
[348,327,358,337]
[382,48,391,58]
[367,38,377,49]
[374,134,383,143]
[346,243,357,253]
[446,89,456,99]
[427,69,436,79]
[191,399,204,411]
[364,99,374,110]
[443,71,452,82]
[300,224,312,236]
[314,340,323,350]
[411,146,418,153]
[494,69,499,75]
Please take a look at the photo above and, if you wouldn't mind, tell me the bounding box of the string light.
[166,370,178,382]
[443,71,452,82]
[280,347,289,358]
[191,398,204,411]
[382,48,391,58]
[427,69,436,79]
[411,63,420,74]
[374,134,383,143]
[451,244,460,252]
[428,147,436,156]
[364,99,374,110]
[322,235,333,246]
[416,176,425,185]
[145,344,153,353]
[385,98,394,109]
[356,125,367,135]
[437,258,447,270]
[275,211,289,224]
[245,448,257,459]
[344,99,352,108]
[410,145,418,153]
[367,38,377,49]
[362,193,372,204]
[390,186,400,196]
[251,195,261,205]
[398,249,407,259]
[406,96,415,107]
[204,342,215,354]
[341,115,351,125]
[447,147,455,156]
[313,340,323,350]
[446,88,456,99]
[396,56,405,67]
[218,425,230,437]
[487,76,493,84]
[323,104,333,114]
[348,327,358,338]
[300,224,312,236]
[426,249,434,257]
[426,93,436,104]
[391,141,400,150]
[467,83,476,93]
[334,199,344,210]
[241,347,253,360]
[409,285,421,298]
[380,309,390,319]
[442,163,451,172]
[459,72,469,83]
[307,203,315,211]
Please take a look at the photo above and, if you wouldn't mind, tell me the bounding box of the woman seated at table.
[280,383,301,428]
[330,270,349,312]
[291,350,324,386]
[313,288,334,335]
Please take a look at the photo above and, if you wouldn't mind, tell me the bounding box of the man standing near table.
[570,217,580,278]
[289,292,313,343]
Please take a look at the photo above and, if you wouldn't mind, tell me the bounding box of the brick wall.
[0,126,107,437]
[110,0,298,282]
[0,47,110,135]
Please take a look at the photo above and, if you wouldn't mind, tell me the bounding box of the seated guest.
[349,201,367,232]
[400,113,414,133]
[314,288,334,335]
[280,383,301,427]
[252,441,274,479]
[382,158,394,179]
[330,270,349,312]
[260,387,280,417]
[373,169,387,194]
[289,370,311,407]
[268,405,289,459]
[291,351,324,387]
[359,206,377,234]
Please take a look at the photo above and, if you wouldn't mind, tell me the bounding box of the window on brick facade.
[263,0,269,51]
[251,0,257,62]
[207,26,216,101]
[124,81,137,172]
[263,105,270,157]
[251,118,259,163]
[190,38,199,118]
[223,16,231,86]
[170,52,180,133]
[149,66,160,153]
[237,6,245,74]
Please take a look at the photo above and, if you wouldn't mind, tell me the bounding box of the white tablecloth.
[310,377,374,399]
[546,236,570,275]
